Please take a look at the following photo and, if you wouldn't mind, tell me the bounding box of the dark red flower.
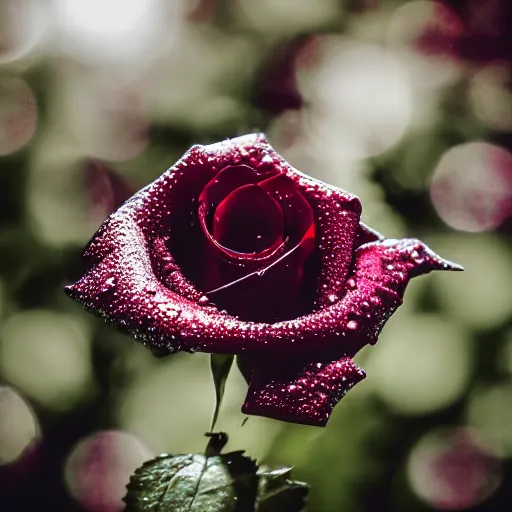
[66,134,462,426]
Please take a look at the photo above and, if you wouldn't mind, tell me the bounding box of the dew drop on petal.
[101,277,117,294]
[370,296,381,307]
[198,295,209,305]
[144,284,156,295]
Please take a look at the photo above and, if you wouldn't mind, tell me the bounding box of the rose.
[66,134,462,426]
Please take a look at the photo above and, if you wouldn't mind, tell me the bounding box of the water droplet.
[100,277,116,293]
[346,278,356,289]
[387,264,395,271]
[153,291,167,303]
[370,296,381,306]
[347,320,358,330]
[198,295,209,305]
[328,294,337,303]
[145,284,156,295]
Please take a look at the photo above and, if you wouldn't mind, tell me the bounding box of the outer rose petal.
[239,238,462,425]
[242,354,366,427]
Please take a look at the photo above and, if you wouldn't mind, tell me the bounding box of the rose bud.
[65,134,462,426]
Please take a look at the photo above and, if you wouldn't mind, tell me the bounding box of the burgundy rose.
[66,134,462,426]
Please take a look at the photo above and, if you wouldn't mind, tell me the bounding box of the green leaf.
[124,451,258,512]
[209,354,234,431]
[124,438,309,512]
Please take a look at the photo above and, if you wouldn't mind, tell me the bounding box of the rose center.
[213,184,284,254]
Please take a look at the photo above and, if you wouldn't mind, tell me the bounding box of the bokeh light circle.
[0,0,49,64]
[54,0,177,65]
[237,0,339,35]
[430,142,512,232]
[117,352,281,458]
[367,314,471,415]
[57,71,149,162]
[431,234,512,329]
[386,1,463,89]
[466,383,512,458]
[0,310,94,411]
[0,386,39,466]
[470,63,512,132]
[388,1,462,56]
[298,39,412,161]
[407,428,501,510]
[64,430,153,512]
[0,76,38,156]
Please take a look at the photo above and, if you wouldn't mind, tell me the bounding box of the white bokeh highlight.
[298,39,413,162]
[64,430,153,512]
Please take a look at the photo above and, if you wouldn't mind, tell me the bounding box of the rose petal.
[356,222,384,247]
[197,172,316,321]
[199,164,270,209]
[204,247,313,322]
[311,194,362,309]
[258,173,315,245]
[241,355,366,426]
[195,165,314,321]
[212,184,284,254]
[197,165,287,267]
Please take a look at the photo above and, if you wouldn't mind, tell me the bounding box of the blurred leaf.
[124,447,309,512]
[256,467,309,512]
[210,354,234,431]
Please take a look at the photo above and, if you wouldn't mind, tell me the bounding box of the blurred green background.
[1,0,511,511]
